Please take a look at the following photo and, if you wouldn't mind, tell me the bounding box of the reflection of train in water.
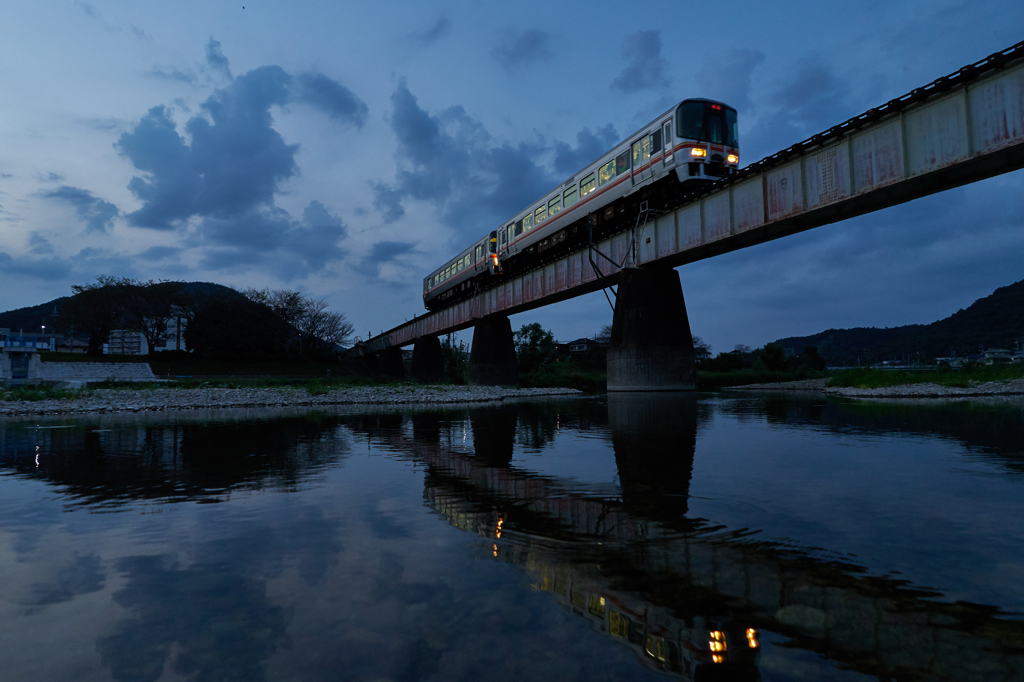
[426,487,761,680]
[423,99,739,310]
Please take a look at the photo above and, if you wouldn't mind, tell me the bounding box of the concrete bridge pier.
[377,346,405,380]
[469,315,519,386]
[411,336,445,383]
[607,266,695,392]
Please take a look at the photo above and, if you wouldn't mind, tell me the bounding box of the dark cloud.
[27,554,105,608]
[552,124,619,177]
[137,246,182,262]
[367,240,416,265]
[205,38,232,80]
[372,80,620,251]
[407,16,451,48]
[193,201,346,279]
[742,54,857,161]
[1,173,13,179]
[28,232,54,255]
[148,66,197,84]
[695,48,766,112]
[293,71,369,125]
[118,60,366,232]
[36,171,65,182]
[0,251,72,280]
[40,185,119,233]
[610,30,670,93]
[492,29,553,72]
[74,0,98,19]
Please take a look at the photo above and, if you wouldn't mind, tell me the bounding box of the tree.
[120,280,186,354]
[241,289,353,355]
[57,275,130,355]
[514,323,556,374]
[692,335,712,356]
[297,297,355,353]
[595,324,612,344]
[184,293,290,359]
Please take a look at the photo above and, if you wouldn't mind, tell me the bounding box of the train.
[423,98,739,310]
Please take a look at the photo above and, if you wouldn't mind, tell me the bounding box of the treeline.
[56,277,353,360]
[774,278,1024,365]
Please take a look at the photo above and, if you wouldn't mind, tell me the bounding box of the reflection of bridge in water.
[340,396,1024,681]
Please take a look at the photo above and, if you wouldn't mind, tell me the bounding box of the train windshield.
[676,101,738,148]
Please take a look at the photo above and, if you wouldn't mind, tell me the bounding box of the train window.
[642,136,651,162]
[548,195,561,215]
[598,160,615,186]
[677,101,704,141]
[726,107,739,148]
[663,120,672,149]
[632,141,641,168]
[507,224,514,242]
[580,173,596,197]
[523,213,534,231]
[563,185,577,207]
[616,151,629,175]
[535,205,546,224]
[651,128,662,154]
[476,245,483,261]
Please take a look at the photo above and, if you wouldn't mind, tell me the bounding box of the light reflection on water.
[0,395,1023,681]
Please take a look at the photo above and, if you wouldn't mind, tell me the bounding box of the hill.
[0,282,241,335]
[774,279,1024,365]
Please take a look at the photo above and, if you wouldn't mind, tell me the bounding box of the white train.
[423,98,739,310]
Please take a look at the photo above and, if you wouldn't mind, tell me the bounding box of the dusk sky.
[2,1,1023,353]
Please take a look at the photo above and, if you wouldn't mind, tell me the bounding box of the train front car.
[674,99,739,183]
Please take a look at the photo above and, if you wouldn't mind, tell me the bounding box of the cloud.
[205,38,232,80]
[367,240,416,265]
[40,185,119,233]
[137,245,182,262]
[118,58,367,231]
[36,171,66,183]
[695,48,766,112]
[293,71,369,125]
[148,66,197,84]
[1,173,13,179]
[610,30,670,93]
[28,232,55,255]
[407,16,451,48]
[742,54,857,161]
[492,29,553,72]
[371,80,621,251]
[552,125,619,177]
[193,200,347,280]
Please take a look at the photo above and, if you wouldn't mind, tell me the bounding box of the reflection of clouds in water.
[199,505,344,587]
[97,554,287,682]
[24,554,105,611]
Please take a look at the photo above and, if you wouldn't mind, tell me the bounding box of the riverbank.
[0,385,583,417]
[726,377,1024,398]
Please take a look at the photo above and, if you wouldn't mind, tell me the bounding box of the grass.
[0,384,81,401]
[827,363,1024,389]
[696,368,829,390]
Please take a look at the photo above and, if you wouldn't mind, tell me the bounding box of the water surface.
[1,394,1022,681]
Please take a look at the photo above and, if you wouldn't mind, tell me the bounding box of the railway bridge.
[344,42,1024,390]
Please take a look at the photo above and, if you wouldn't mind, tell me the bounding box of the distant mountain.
[0,282,241,335]
[774,279,1024,365]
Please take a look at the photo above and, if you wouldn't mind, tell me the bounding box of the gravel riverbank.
[0,385,584,417]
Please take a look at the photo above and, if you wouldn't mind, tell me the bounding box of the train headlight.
[691,148,707,158]
[727,154,739,164]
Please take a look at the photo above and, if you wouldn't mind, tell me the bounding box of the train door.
[662,119,674,168]
[631,134,653,185]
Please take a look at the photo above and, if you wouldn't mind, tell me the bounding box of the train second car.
[423,98,738,310]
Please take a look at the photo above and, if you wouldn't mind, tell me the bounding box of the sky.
[1,0,1023,354]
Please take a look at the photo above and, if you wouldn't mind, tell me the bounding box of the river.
[1,392,1022,681]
